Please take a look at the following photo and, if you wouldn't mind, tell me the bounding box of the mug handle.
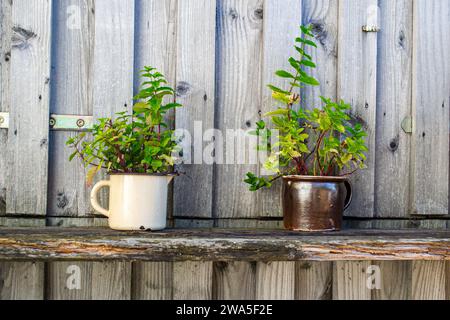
[343,180,353,211]
[90,180,111,217]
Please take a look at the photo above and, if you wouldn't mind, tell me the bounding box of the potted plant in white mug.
[245,25,368,231]
[67,66,181,231]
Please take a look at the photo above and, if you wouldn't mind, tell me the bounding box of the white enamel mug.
[90,174,174,231]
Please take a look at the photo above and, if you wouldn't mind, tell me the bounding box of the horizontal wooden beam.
[0,228,449,262]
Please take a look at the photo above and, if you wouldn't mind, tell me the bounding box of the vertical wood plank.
[259,0,302,217]
[301,0,338,106]
[256,261,295,299]
[0,262,44,300]
[213,261,256,300]
[412,261,446,300]
[132,262,173,300]
[215,0,264,218]
[332,261,371,300]
[173,261,213,300]
[173,0,216,218]
[48,0,95,217]
[411,0,450,215]
[375,0,413,217]
[134,0,177,125]
[47,261,131,300]
[446,261,450,300]
[0,0,11,215]
[295,261,332,300]
[372,261,412,300]
[337,0,378,217]
[6,0,52,215]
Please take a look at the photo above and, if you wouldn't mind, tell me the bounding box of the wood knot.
[388,136,399,152]
[176,81,191,97]
[398,30,406,49]
[253,8,263,20]
[4,51,10,62]
[12,26,37,50]
[228,8,239,20]
[310,21,327,45]
[56,192,68,209]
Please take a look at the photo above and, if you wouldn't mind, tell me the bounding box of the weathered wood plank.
[132,262,173,300]
[48,0,95,217]
[337,0,378,217]
[1,228,450,261]
[0,262,44,300]
[372,261,411,300]
[301,0,338,106]
[375,0,413,218]
[173,0,216,218]
[332,261,372,300]
[5,0,52,215]
[256,261,295,299]
[47,261,131,300]
[411,0,450,216]
[173,261,213,299]
[258,0,302,217]
[0,0,12,215]
[295,261,332,300]
[214,0,264,218]
[412,261,446,300]
[213,261,256,299]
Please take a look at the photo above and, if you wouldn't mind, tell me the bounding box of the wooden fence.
[0,0,449,300]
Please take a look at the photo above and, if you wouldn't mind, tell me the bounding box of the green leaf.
[133,102,149,113]
[295,37,317,48]
[300,59,316,68]
[267,84,290,95]
[264,109,289,117]
[275,70,295,79]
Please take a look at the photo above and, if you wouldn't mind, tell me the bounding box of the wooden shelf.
[0,227,449,262]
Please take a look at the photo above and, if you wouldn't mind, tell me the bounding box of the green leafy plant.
[67,66,182,184]
[245,25,368,191]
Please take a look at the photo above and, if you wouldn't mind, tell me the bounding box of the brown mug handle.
[343,180,352,211]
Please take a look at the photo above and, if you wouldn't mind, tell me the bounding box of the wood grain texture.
[372,261,411,300]
[258,0,302,217]
[411,0,450,216]
[375,0,413,218]
[301,0,338,106]
[214,0,264,218]
[0,262,44,300]
[174,0,216,218]
[295,261,332,299]
[337,0,378,217]
[412,261,446,300]
[1,227,450,262]
[47,261,131,300]
[332,261,371,300]
[173,261,213,299]
[0,0,11,215]
[6,0,52,215]
[213,261,256,299]
[256,261,295,299]
[132,262,173,300]
[48,0,95,217]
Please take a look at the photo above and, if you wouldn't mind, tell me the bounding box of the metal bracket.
[49,114,93,131]
[0,112,9,129]
[0,112,93,131]
[401,116,413,134]
[362,25,380,32]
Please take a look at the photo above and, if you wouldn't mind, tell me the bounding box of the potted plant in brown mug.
[245,25,368,231]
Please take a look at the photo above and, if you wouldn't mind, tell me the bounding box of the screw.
[0,116,4,124]
[76,119,85,128]
[49,117,56,127]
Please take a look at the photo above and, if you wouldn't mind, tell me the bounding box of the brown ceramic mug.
[282,175,352,231]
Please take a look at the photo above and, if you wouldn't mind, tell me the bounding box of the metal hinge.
[0,113,93,131]
[0,112,9,129]
[362,25,380,32]
[401,116,413,134]
[49,114,93,131]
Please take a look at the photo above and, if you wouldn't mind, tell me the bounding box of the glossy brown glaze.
[282,176,352,232]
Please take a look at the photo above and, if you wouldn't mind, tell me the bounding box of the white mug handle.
[90,180,111,217]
